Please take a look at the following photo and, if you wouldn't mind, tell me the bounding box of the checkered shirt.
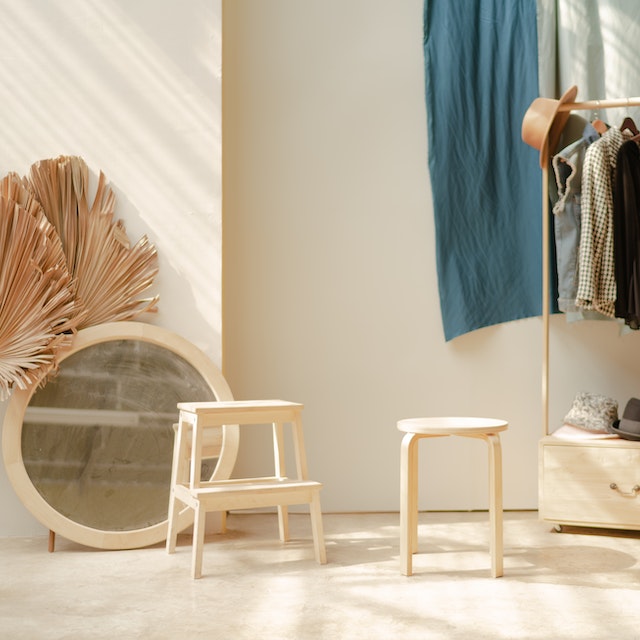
[576,126,626,317]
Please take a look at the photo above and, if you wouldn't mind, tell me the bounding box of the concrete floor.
[2,511,640,639]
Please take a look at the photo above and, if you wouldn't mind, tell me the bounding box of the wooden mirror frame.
[2,321,239,549]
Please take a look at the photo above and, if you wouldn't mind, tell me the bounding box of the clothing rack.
[539,96,640,435]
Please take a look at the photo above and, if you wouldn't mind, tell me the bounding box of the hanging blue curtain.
[424,0,541,340]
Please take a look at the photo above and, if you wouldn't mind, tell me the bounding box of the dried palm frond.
[0,172,44,217]
[0,172,88,327]
[0,194,77,400]
[27,156,159,329]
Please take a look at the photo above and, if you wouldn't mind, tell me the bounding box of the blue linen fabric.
[424,0,542,340]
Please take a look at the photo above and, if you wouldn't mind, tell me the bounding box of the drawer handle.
[609,482,640,497]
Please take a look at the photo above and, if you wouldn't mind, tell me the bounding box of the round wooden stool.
[397,416,508,578]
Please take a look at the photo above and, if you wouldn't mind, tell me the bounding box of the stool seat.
[398,415,508,578]
[397,416,508,436]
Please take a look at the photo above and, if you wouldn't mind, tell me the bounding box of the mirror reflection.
[21,339,216,532]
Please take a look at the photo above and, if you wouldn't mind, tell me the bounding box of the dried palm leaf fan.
[27,156,159,328]
[0,178,78,400]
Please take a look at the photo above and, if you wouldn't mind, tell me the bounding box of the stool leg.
[409,435,419,554]
[400,432,420,576]
[485,433,504,578]
[219,510,228,534]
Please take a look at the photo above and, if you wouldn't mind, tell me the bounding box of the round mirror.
[2,322,239,549]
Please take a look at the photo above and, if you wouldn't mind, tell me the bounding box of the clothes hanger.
[621,116,639,135]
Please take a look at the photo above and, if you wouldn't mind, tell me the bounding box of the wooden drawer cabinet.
[539,436,640,530]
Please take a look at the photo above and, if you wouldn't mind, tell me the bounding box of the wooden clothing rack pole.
[539,95,640,436]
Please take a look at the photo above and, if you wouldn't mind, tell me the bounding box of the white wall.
[222,0,640,512]
[0,0,221,535]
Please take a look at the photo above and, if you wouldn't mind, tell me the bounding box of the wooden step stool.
[166,400,327,578]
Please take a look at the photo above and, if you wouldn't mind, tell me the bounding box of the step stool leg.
[277,505,290,542]
[309,491,327,564]
[167,421,188,554]
[191,504,206,579]
[166,491,180,554]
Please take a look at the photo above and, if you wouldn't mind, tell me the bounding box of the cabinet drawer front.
[541,444,640,526]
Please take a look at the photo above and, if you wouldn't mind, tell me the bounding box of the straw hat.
[521,85,578,168]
